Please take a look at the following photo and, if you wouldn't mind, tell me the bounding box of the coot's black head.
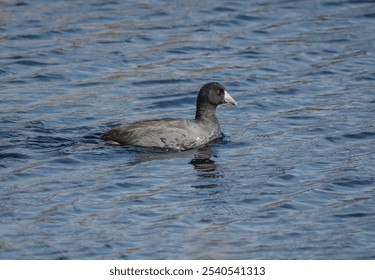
[197,82,237,107]
[195,82,237,121]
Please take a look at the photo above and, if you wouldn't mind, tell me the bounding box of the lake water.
[1,0,374,259]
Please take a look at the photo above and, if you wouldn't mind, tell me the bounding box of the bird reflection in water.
[189,147,224,189]
[124,146,225,190]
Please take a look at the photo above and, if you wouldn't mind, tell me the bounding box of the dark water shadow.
[93,135,226,190]
[189,147,224,189]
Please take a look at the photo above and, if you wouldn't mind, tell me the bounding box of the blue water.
[1,0,375,259]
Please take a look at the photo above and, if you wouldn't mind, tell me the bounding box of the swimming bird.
[101,82,237,151]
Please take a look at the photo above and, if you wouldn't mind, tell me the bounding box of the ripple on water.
[0,0,375,260]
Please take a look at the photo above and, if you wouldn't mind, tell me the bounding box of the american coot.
[101,82,237,151]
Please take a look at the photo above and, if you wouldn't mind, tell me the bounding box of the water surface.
[1,0,375,259]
